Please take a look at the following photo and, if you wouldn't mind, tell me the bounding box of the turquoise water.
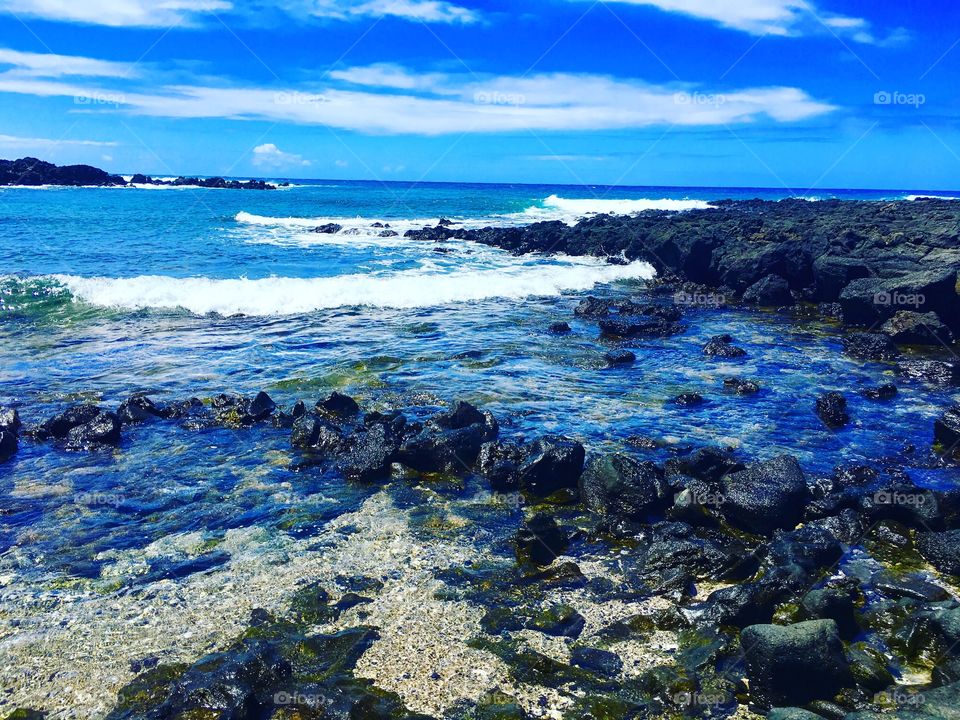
[0,181,958,715]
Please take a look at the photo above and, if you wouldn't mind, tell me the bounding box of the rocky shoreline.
[0,157,278,190]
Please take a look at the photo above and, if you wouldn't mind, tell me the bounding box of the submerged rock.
[897,359,960,385]
[741,619,852,709]
[860,383,897,401]
[673,393,705,407]
[548,321,571,334]
[0,428,16,462]
[604,349,636,365]
[66,411,121,448]
[599,317,684,338]
[703,334,747,358]
[724,377,760,395]
[313,222,343,234]
[117,394,163,424]
[515,513,568,566]
[934,405,960,453]
[573,296,610,318]
[816,392,850,429]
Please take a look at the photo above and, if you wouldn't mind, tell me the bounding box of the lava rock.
[741,619,852,709]
[916,530,960,576]
[743,274,793,306]
[526,604,585,638]
[338,424,398,482]
[516,436,585,497]
[397,425,484,473]
[316,392,360,418]
[476,440,526,492]
[842,332,900,361]
[599,317,684,338]
[724,378,760,395]
[703,335,747,358]
[38,403,102,439]
[574,297,611,318]
[313,223,343,234]
[66,411,121,448]
[117,394,163,424]
[800,586,860,640]
[290,415,348,455]
[1,407,22,434]
[0,429,16,462]
[248,391,276,420]
[816,392,850,429]
[882,311,954,346]
[860,383,898,401]
[515,513,569,566]
[673,393,705,407]
[548,321,571,334]
[604,349,636,365]
[580,454,669,519]
[569,646,623,677]
[719,455,809,535]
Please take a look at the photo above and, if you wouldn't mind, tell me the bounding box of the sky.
[0,0,957,189]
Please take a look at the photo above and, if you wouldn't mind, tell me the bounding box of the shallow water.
[1,182,959,717]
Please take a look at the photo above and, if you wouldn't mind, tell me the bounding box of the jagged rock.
[515,513,568,566]
[515,436,585,497]
[724,378,760,395]
[599,317,684,337]
[290,415,347,455]
[916,530,960,576]
[316,392,360,418]
[66,411,121,448]
[861,383,897,401]
[842,333,900,361]
[882,311,954,346]
[548,321,571,334]
[573,297,610,318]
[312,223,343,234]
[673,393,705,407]
[703,335,747,358]
[37,403,102,439]
[743,274,793,306]
[117,394,163,424]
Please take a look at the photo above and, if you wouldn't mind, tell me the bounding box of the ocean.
[0,180,957,717]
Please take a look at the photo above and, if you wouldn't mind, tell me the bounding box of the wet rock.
[934,405,960,453]
[812,256,871,302]
[313,223,342,233]
[397,424,484,473]
[842,332,900,361]
[882,311,954,346]
[160,398,212,428]
[66,411,121,448]
[526,604,585,637]
[673,393,705,407]
[724,377,760,395]
[873,573,950,602]
[916,530,960,576]
[379,229,399,237]
[670,446,745,485]
[703,334,747,358]
[430,401,498,440]
[897,359,960,385]
[604,349,636,365]
[338,424,398,482]
[847,642,895,693]
[599,317,684,338]
[839,268,958,330]
[801,585,860,640]
[580,454,669,520]
[477,440,526,491]
[515,435,585,497]
[316,391,360,418]
[816,392,850,429]
[741,619,852,709]
[641,522,745,584]
[515,513,568,566]
[548,321,571,334]
[248,391,276,420]
[290,415,348,455]
[0,406,21,434]
[719,455,809,535]
[861,482,942,530]
[569,646,623,677]
[37,403,102,439]
[744,274,793,306]
[861,383,897,401]
[117,394,163,424]
[573,296,611,318]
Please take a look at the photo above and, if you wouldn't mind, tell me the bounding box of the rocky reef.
[0,157,277,189]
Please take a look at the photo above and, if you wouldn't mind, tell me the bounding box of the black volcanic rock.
[0,157,124,186]
[816,392,849,429]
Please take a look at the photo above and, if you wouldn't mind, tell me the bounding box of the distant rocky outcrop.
[0,157,276,190]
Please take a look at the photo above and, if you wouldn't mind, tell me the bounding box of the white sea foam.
[50,259,655,316]
[508,195,713,224]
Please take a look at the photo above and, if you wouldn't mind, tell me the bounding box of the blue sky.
[0,0,957,189]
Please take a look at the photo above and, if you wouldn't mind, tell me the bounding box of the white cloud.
[0,0,232,27]
[0,0,476,26]
[0,58,837,135]
[598,0,906,44]
[251,143,311,168]
[0,133,118,147]
[0,47,135,78]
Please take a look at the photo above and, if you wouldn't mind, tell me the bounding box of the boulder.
[580,454,669,519]
[741,619,852,709]
[816,392,850,429]
[338,424,398,482]
[800,586,860,640]
[882,311,954,346]
[569,647,623,677]
[599,317,684,338]
[248,391,276,420]
[477,440,526,491]
[839,268,958,330]
[515,513,568,566]
[290,415,348,455]
[842,333,900,361]
[673,393,705,407]
[724,378,760,395]
[313,223,343,234]
[548,321,571,334]
[812,256,871,301]
[316,392,360,418]
[719,455,809,535]
[574,297,610,318]
[0,407,22,434]
[38,403,102,439]
[397,425,484,473]
[743,274,793,306]
[117,394,163,424]
[516,436,585,496]
[860,383,897,401]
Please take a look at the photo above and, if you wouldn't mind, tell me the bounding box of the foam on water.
[50,259,655,316]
